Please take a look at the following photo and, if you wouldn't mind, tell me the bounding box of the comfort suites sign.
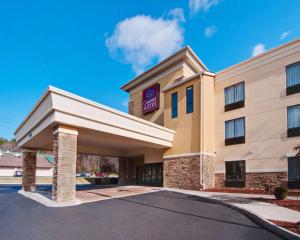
[142,83,160,114]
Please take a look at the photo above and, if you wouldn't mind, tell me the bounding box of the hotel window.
[288,157,300,189]
[171,92,178,119]
[225,117,245,145]
[287,104,300,137]
[186,86,193,114]
[225,160,245,187]
[286,61,300,95]
[224,82,245,111]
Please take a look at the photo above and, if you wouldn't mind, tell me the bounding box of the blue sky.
[0,0,299,139]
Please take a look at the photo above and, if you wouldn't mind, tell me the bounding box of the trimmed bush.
[274,186,288,200]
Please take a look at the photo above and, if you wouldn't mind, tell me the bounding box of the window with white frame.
[224,82,245,111]
[287,62,300,87]
[225,160,245,187]
[225,117,245,145]
[287,104,300,137]
[286,62,300,95]
[288,157,300,189]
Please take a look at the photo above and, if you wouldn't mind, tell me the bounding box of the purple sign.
[142,83,160,114]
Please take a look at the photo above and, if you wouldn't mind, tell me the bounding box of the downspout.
[200,71,204,189]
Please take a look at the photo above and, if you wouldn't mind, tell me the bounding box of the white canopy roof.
[15,86,174,156]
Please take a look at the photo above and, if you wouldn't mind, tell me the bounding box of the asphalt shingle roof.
[0,154,53,168]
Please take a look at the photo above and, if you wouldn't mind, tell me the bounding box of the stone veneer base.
[163,154,214,190]
[214,172,288,190]
[164,156,201,190]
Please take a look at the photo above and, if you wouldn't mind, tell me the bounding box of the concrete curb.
[18,186,161,207]
[164,189,300,240]
[219,201,300,240]
[18,190,82,207]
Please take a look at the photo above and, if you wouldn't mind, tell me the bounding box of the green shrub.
[274,186,288,200]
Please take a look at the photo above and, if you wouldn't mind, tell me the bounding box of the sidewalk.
[163,188,300,223]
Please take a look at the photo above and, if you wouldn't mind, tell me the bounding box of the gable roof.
[0,154,53,168]
[121,45,208,93]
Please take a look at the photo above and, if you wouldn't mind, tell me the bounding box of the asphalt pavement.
[0,185,283,240]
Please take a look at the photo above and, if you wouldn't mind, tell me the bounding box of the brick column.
[52,125,78,203]
[118,158,128,185]
[22,149,37,192]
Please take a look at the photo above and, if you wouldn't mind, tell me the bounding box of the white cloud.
[189,0,219,14]
[167,8,185,22]
[204,25,218,38]
[252,43,266,57]
[280,30,291,40]
[105,15,184,75]
[121,100,128,107]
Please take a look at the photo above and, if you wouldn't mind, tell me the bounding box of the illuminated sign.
[142,83,160,114]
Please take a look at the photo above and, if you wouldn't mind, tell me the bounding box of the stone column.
[52,125,78,203]
[22,149,37,192]
[118,158,128,185]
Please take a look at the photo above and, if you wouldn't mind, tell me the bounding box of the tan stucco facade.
[129,66,184,126]
[16,39,300,200]
[128,63,199,126]
[122,38,300,189]
[164,76,201,155]
[214,39,300,174]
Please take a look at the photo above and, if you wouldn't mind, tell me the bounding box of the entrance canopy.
[14,86,174,156]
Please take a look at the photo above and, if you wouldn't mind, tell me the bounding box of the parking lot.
[0,185,284,240]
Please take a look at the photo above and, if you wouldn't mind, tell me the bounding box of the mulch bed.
[269,220,300,235]
[250,198,300,212]
[204,188,300,196]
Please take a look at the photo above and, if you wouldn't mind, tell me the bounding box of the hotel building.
[15,39,300,203]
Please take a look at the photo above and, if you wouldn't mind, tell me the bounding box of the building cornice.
[121,45,209,93]
[215,38,300,82]
[162,71,215,93]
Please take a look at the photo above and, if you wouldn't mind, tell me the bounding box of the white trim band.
[214,168,287,174]
[247,168,288,173]
[286,152,297,157]
[163,152,215,159]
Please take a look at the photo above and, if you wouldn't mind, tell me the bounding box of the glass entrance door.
[136,163,163,186]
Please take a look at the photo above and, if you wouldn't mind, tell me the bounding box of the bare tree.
[76,154,118,174]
